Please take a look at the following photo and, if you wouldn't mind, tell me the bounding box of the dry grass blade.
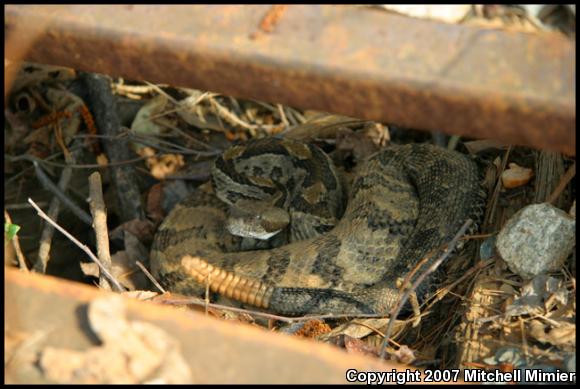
[135,260,166,293]
[32,161,92,225]
[379,218,474,359]
[161,296,391,324]
[547,161,575,205]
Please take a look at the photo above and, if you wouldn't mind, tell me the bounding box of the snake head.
[227,200,290,240]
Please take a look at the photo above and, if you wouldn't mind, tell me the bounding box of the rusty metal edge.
[6,268,451,384]
[4,5,575,155]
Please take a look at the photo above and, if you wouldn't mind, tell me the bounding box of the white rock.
[496,203,575,279]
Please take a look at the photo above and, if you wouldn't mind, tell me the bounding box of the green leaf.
[5,222,20,240]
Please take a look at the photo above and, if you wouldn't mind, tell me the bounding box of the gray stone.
[479,236,497,260]
[496,203,575,279]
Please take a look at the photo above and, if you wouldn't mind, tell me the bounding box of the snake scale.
[150,137,486,316]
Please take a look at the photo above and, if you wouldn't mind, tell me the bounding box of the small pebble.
[496,203,575,279]
[479,236,497,260]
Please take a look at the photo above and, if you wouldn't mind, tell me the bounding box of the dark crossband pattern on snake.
[150,137,486,316]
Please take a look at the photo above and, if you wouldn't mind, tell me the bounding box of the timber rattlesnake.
[150,137,485,316]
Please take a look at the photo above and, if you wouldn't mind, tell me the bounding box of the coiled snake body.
[150,137,485,316]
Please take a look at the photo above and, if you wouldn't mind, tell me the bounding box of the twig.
[113,80,157,95]
[157,120,221,153]
[447,135,461,151]
[349,320,387,338]
[135,260,166,293]
[379,219,473,359]
[132,124,217,156]
[4,210,29,272]
[283,107,300,126]
[82,72,144,223]
[28,198,125,292]
[5,143,87,186]
[33,161,92,226]
[288,108,306,124]
[161,297,390,323]
[422,258,494,311]
[546,161,575,205]
[484,146,512,230]
[129,130,221,157]
[204,273,211,316]
[277,104,289,128]
[88,172,114,291]
[35,146,88,273]
[6,152,152,170]
[5,202,48,210]
[209,97,259,131]
[460,233,495,240]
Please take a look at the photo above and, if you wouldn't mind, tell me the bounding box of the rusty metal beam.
[4,5,575,155]
[5,268,425,384]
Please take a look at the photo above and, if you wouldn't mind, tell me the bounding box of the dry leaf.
[342,335,381,358]
[501,163,533,189]
[319,318,392,341]
[96,153,109,166]
[391,345,416,365]
[10,62,76,93]
[528,319,576,348]
[335,123,389,163]
[505,275,568,318]
[138,147,185,180]
[131,94,169,140]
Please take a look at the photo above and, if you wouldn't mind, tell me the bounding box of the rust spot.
[258,5,287,33]
[5,5,575,155]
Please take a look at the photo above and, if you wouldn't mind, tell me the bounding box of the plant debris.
[4,57,576,383]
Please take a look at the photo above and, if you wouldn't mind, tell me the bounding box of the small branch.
[379,219,473,359]
[33,160,92,226]
[135,260,166,294]
[4,210,29,272]
[130,131,221,157]
[161,297,391,324]
[422,258,494,311]
[484,146,511,230]
[210,97,259,131]
[547,161,575,205]
[5,151,152,170]
[35,146,87,273]
[5,202,48,210]
[88,172,114,291]
[81,72,144,223]
[277,104,289,128]
[28,198,125,292]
